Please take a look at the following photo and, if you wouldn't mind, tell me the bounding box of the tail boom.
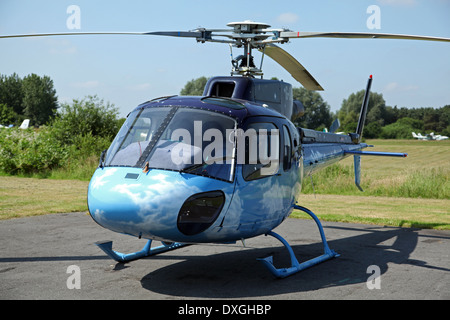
[299,74,407,190]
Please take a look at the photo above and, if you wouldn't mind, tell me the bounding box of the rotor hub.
[227,21,271,34]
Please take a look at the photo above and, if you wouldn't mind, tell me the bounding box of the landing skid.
[96,239,187,263]
[258,205,339,278]
[95,205,337,278]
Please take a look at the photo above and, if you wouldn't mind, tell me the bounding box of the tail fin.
[353,75,372,191]
[329,118,340,134]
[19,119,30,129]
[355,75,373,143]
[354,155,363,191]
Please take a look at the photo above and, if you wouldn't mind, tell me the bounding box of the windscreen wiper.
[179,156,233,174]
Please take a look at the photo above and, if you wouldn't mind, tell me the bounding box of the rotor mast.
[226,21,273,79]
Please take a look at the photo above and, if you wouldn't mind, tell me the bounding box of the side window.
[241,122,280,181]
[283,125,292,171]
[290,123,301,162]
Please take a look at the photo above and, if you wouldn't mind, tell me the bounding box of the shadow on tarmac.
[139,225,449,298]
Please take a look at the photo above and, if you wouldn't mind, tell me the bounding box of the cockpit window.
[104,106,237,182]
[241,122,280,181]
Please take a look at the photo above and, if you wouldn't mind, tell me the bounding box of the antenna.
[355,75,373,142]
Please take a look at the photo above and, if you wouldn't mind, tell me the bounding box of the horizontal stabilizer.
[349,150,407,191]
[344,150,407,157]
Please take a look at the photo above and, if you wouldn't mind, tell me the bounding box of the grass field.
[293,194,449,230]
[0,177,88,219]
[0,139,449,229]
[301,139,449,199]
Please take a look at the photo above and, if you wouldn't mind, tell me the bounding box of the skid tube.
[96,239,188,263]
[258,205,339,278]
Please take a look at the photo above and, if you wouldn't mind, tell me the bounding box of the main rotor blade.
[144,31,203,38]
[260,44,323,91]
[280,31,450,42]
[0,31,202,39]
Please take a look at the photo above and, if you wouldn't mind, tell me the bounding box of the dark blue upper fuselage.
[133,95,286,125]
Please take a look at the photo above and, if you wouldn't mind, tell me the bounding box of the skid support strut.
[258,205,339,278]
[96,240,187,263]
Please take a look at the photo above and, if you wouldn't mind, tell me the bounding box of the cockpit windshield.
[104,106,237,182]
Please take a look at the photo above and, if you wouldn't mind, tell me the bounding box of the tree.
[180,77,209,96]
[423,108,441,132]
[51,95,119,145]
[338,90,386,132]
[293,87,332,130]
[440,105,450,136]
[380,117,423,139]
[0,73,23,116]
[363,121,382,139]
[0,103,18,125]
[22,74,58,125]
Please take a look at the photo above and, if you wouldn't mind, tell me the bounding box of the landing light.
[177,191,225,236]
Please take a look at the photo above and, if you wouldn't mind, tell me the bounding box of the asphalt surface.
[1,211,449,300]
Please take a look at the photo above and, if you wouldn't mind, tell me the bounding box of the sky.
[0,0,449,118]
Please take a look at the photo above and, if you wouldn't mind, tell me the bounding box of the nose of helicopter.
[87,167,230,242]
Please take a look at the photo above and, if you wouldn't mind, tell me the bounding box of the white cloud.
[71,80,100,88]
[45,38,77,55]
[129,83,152,91]
[384,82,419,92]
[111,173,201,218]
[377,0,417,6]
[91,168,117,189]
[276,13,299,24]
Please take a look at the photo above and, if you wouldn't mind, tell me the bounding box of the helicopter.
[2,21,448,278]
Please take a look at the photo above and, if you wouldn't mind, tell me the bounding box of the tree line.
[0,73,58,126]
[336,90,449,139]
[0,73,447,177]
[0,73,120,177]
[1,72,448,137]
[180,76,450,139]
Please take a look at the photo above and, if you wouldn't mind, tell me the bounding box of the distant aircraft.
[322,118,345,135]
[19,119,30,129]
[0,119,30,129]
[412,132,448,140]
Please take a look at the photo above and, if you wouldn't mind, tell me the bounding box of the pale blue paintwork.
[88,167,235,243]
[88,154,303,243]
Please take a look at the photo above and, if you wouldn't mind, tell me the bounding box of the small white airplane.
[0,119,30,129]
[19,119,30,129]
[412,132,448,140]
